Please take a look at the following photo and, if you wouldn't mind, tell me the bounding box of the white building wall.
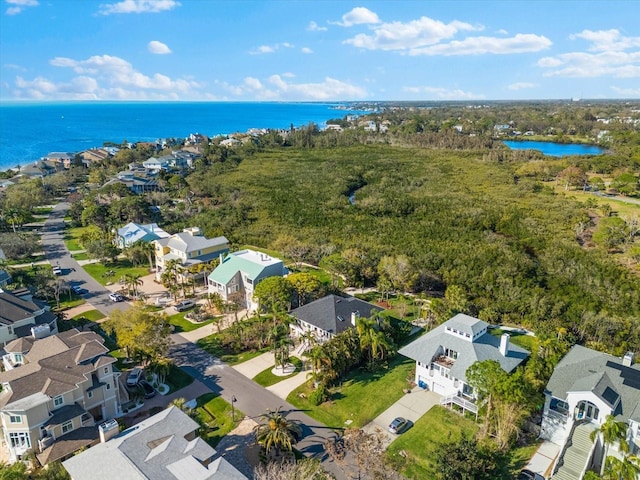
[414,361,461,397]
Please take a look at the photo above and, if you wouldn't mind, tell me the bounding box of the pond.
[503,140,605,157]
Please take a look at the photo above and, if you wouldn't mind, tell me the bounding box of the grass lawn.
[55,297,86,310]
[253,357,303,387]
[287,355,414,429]
[71,252,90,261]
[33,206,54,215]
[64,225,95,252]
[83,260,149,286]
[194,393,244,447]
[166,364,194,393]
[387,406,479,479]
[72,309,106,322]
[489,328,537,351]
[196,334,270,365]
[167,312,218,333]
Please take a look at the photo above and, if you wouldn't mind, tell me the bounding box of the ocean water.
[0,102,353,171]
[503,140,605,157]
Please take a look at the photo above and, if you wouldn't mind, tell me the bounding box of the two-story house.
[289,294,383,345]
[0,288,58,346]
[207,249,286,311]
[0,329,123,465]
[62,406,246,479]
[398,314,529,415]
[154,227,229,283]
[540,346,640,478]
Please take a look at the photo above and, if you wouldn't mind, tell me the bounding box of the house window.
[246,278,253,285]
[14,354,23,363]
[104,367,109,374]
[9,432,30,449]
[7,326,13,335]
[87,391,93,399]
[62,421,73,434]
[53,395,64,408]
[106,383,111,390]
[9,415,21,424]
[444,348,458,360]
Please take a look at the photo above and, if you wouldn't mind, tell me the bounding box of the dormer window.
[53,395,64,408]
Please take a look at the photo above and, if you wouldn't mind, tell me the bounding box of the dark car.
[517,470,545,480]
[139,380,156,399]
[71,285,87,295]
[388,417,410,434]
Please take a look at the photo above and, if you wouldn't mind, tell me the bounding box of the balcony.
[433,355,455,368]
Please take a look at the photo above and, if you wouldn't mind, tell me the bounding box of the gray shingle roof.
[290,294,384,336]
[0,290,44,325]
[546,345,640,422]
[62,406,246,480]
[398,316,529,383]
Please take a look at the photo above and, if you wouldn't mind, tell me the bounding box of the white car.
[52,266,62,276]
[109,293,124,302]
[126,367,143,386]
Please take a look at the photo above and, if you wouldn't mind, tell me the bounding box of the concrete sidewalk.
[524,441,561,479]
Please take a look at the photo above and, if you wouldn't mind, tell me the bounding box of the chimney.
[99,419,120,443]
[499,333,510,356]
[351,311,358,326]
[623,352,635,367]
[31,324,51,339]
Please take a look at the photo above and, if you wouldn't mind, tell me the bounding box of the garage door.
[432,382,445,394]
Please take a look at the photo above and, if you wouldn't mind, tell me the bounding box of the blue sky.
[1,0,639,101]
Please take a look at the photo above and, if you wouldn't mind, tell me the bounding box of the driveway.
[362,388,441,446]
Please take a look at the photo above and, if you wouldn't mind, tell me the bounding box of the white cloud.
[307,21,327,32]
[148,40,172,54]
[539,29,640,78]
[508,82,536,91]
[611,86,640,97]
[301,47,313,54]
[222,75,366,101]
[336,7,380,27]
[13,53,203,100]
[403,85,485,100]
[3,63,27,71]
[496,29,508,35]
[570,29,640,52]
[344,16,480,51]
[5,0,38,15]
[409,33,552,56]
[538,50,640,78]
[98,0,180,15]
[249,43,294,55]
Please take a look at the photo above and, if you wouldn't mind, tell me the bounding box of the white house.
[0,288,58,347]
[398,314,529,413]
[540,346,640,478]
[115,222,170,249]
[207,249,286,311]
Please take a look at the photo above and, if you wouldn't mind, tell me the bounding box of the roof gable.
[290,295,383,335]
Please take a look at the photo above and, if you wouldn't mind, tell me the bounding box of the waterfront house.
[0,288,58,347]
[103,171,159,195]
[154,228,229,283]
[207,249,286,311]
[0,329,123,465]
[398,314,529,414]
[62,406,246,479]
[289,294,383,345]
[540,346,640,478]
[143,155,172,173]
[79,148,112,166]
[115,222,170,249]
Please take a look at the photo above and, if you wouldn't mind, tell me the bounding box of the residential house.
[42,152,75,169]
[540,346,640,478]
[102,171,159,195]
[398,314,529,414]
[154,227,229,283]
[0,288,58,346]
[207,249,286,311]
[79,148,112,166]
[289,294,383,344]
[115,222,170,249]
[62,406,246,480]
[0,329,123,465]
[143,155,173,173]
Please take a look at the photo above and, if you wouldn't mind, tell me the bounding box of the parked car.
[109,293,124,302]
[52,266,62,276]
[517,470,545,480]
[388,417,410,434]
[175,300,196,312]
[71,285,87,295]
[126,367,143,386]
[139,380,156,399]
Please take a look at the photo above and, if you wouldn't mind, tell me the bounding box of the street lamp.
[231,395,237,421]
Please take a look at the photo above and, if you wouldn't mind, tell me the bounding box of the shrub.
[309,384,328,406]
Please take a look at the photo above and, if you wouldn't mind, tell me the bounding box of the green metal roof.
[208,251,277,285]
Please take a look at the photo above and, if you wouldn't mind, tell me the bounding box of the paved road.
[41,202,129,317]
[171,336,346,479]
[42,202,347,479]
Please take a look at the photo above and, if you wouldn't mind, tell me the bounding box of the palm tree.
[603,454,640,480]
[356,316,393,368]
[591,414,630,475]
[137,241,155,272]
[254,407,302,457]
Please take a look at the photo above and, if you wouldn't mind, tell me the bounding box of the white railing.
[440,394,478,414]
